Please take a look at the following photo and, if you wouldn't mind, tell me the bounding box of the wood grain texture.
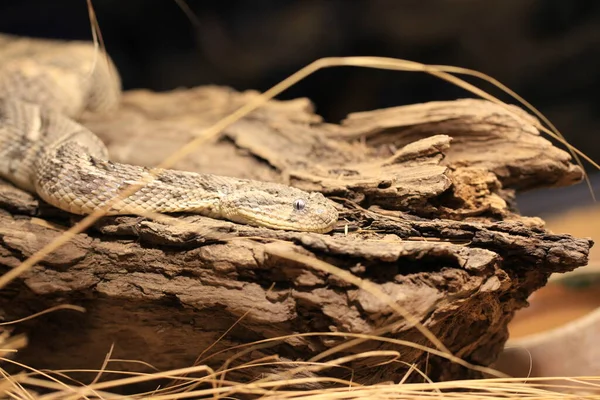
[0,86,592,385]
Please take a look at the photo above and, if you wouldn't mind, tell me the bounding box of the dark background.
[1,0,599,215]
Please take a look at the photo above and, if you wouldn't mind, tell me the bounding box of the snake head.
[220,186,339,233]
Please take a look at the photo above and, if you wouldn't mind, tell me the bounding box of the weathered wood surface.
[0,86,592,384]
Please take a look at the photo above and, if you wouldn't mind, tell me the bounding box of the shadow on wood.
[0,85,592,385]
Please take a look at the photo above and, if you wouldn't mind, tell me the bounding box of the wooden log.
[0,86,592,385]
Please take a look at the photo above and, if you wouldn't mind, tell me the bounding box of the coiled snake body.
[0,34,338,233]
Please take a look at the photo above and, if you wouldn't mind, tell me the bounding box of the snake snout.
[219,189,339,233]
[303,193,339,233]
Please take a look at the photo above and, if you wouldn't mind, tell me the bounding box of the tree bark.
[0,86,592,385]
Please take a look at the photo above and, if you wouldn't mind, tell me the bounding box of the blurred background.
[1,0,599,377]
[0,0,598,242]
[0,2,599,228]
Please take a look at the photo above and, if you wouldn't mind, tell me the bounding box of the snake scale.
[0,34,339,233]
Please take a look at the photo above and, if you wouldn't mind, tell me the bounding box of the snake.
[0,34,339,233]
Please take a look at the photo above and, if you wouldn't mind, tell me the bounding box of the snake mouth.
[228,207,338,233]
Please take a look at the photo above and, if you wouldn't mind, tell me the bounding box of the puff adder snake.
[0,34,339,233]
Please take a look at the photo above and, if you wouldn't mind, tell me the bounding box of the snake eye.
[293,199,306,211]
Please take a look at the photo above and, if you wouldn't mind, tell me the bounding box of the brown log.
[0,86,592,385]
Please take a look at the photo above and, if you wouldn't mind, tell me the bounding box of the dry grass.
[1,0,599,399]
[2,351,600,399]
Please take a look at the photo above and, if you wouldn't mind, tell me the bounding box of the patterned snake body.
[0,34,339,233]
